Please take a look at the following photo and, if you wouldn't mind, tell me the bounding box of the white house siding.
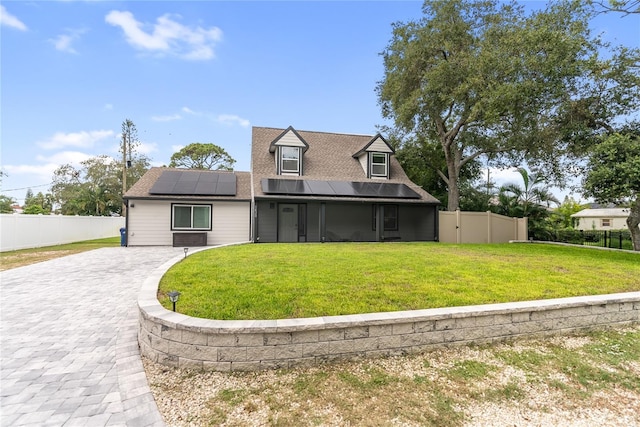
[366,136,394,153]
[209,201,251,244]
[127,200,172,246]
[127,200,250,246]
[574,216,629,231]
[273,130,307,148]
[357,153,368,174]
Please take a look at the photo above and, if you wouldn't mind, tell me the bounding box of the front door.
[278,204,298,242]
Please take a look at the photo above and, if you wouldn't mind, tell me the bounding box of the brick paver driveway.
[1,247,184,426]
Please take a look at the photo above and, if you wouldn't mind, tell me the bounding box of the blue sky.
[1,1,639,205]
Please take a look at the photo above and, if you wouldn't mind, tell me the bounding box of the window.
[372,204,399,231]
[280,146,300,174]
[601,218,611,227]
[370,153,388,177]
[172,204,211,230]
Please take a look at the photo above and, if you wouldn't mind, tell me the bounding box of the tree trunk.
[446,159,460,211]
[627,198,640,252]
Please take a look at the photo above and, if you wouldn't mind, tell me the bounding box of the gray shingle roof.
[124,167,252,201]
[251,126,440,204]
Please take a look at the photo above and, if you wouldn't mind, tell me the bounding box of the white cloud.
[105,10,222,60]
[171,144,185,152]
[36,151,93,165]
[108,137,158,156]
[137,141,158,155]
[49,28,86,54]
[182,106,201,115]
[4,163,57,178]
[151,114,182,122]
[3,151,94,184]
[217,114,250,127]
[0,5,27,31]
[487,167,521,186]
[37,130,114,150]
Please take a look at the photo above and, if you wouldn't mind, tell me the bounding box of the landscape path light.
[168,291,181,312]
[183,247,189,258]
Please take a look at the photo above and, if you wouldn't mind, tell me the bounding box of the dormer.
[352,134,394,179]
[269,126,309,176]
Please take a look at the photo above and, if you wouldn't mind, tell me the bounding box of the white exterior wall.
[127,200,250,246]
[574,216,629,231]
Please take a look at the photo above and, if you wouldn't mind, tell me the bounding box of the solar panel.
[261,179,421,199]
[150,171,237,196]
[306,180,334,195]
[215,180,237,195]
[327,181,357,196]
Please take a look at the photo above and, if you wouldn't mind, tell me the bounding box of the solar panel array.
[150,170,237,196]
[261,178,421,199]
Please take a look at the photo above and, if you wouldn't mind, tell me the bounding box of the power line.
[1,183,52,192]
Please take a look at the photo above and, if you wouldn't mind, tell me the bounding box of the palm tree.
[496,168,560,239]
[498,168,559,216]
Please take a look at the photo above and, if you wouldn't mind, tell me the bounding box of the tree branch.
[416,151,450,185]
[460,148,489,169]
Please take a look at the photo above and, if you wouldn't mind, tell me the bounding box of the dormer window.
[280,146,300,175]
[269,126,309,176]
[370,153,388,178]
[353,133,394,179]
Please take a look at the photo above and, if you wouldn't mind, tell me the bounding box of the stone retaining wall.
[138,252,640,372]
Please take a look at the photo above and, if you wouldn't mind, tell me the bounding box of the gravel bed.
[144,326,640,426]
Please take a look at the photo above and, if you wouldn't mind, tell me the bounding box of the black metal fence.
[541,229,634,251]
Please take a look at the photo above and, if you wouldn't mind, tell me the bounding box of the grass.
[0,237,121,271]
[158,242,640,320]
[146,326,640,426]
[494,328,640,398]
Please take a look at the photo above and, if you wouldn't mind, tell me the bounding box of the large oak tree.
[583,132,640,251]
[169,143,236,170]
[377,0,639,211]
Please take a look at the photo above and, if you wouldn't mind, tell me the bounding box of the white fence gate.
[0,214,125,252]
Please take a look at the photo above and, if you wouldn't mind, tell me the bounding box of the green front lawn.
[158,243,640,320]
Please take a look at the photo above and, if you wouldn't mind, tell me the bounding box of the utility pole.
[122,132,127,217]
[120,119,138,218]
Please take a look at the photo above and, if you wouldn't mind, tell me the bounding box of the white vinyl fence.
[0,214,125,252]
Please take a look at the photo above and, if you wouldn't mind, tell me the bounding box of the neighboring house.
[571,208,632,231]
[124,126,440,246]
[124,168,252,246]
[251,126,439,243]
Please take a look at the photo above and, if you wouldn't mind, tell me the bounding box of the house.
[571,208,632,231]
[124,126,440,246]
[123,168,252,246]
[251,126,439,242]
